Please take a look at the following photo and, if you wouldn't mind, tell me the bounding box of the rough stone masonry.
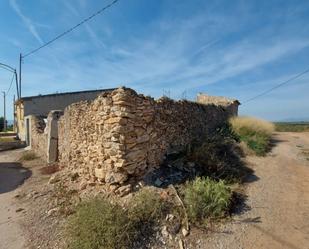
[57,87,238,188]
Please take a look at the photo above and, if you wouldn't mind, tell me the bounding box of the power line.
[22,0,120,58]
[6,73,15,95]
[243,67,309,104]
[0,64,15,73]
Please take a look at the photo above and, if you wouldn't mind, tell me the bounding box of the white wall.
[23,90,112,116]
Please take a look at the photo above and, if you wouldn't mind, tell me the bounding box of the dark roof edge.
[17,88,117,102]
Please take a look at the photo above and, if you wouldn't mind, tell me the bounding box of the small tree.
[0,117,4,132]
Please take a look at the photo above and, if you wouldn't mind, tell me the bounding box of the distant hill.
[277,118,309,123]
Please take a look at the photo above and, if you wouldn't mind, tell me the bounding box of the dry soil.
[0,132,308,249]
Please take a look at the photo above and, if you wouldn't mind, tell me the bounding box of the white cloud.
[9,0,43,44]
[84,24,106,49]
[19,1,309,104]
[62,2,107,49]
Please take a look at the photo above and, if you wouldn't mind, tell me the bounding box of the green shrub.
[237,126,270,156]
[19,151,37,161]
[128,188,165,222]
[66,198,135,249]
[183,177,232,223]
[66,189,166,249]
[230,117,274,156]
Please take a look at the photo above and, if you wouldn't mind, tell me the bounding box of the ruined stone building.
[25,87,240,187]
[14,89,115,144]
[196,93,240,116]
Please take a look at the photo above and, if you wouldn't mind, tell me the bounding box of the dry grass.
[230,116,275,136]
[0,136,16,143]
[65,188,166,249]
[128,188,165,222]
[66,198,135,249]
[19,151,37,161]
[230,116,274,156]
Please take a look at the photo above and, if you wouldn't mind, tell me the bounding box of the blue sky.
[0,0,308,121]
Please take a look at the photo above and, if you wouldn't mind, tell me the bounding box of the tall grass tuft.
[230,116,274,136]
[66,188,166,249]
[66,198,136,249]
[183,177,232,223]
[128,188,165,222]
[230,116,274,156]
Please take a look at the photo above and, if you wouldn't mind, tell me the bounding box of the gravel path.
[195,132,309,249]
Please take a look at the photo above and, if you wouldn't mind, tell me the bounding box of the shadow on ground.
[268,136,286,152]
[0,162,32,194]
[0,141,26,152]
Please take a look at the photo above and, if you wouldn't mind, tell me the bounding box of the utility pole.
[13,95,16,132]
[0,62,19,99]
[14,69,19,100]
[2,91,6,131]
[19,53,22,98]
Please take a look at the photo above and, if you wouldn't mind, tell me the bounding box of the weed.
[19,151,37,161]
[187,135,251,182]
[66,198,135,249]
[183,177,232,224]
[128,188,165,222]
[65,188,167,249]
[230,117,274,156]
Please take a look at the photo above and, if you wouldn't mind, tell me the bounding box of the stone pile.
[58,87,235,188]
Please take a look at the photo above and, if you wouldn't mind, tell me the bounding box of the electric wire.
[0,64,15,73]
[22,0,119,58]
[243,67,309,104]
[6,73,15,95]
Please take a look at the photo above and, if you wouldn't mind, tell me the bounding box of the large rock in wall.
[58,87,234,186]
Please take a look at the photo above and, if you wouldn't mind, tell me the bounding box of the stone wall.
[196,93,240,116]
[58,88,236,187]
[30,115,48,160]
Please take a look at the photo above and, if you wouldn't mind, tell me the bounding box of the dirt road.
[198,132,309,249]
[0,149,31,249]
[1,132,309,249]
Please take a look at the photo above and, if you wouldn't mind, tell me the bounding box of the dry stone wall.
[58,88,236,186]
[196,93,240,116]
